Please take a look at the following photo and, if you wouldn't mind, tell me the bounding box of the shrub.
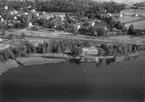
[20,33,26,39]
[31,26,38,31]
[1,29,6,36]
[128,24,135,35]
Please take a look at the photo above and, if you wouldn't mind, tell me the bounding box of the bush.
[31,26,38,31]
[20,33,26,39]
[1,29,6,36]
[128,24,136,35]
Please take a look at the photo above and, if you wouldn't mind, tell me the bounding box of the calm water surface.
[0,57,145,102]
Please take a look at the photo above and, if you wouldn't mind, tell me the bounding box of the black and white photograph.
[0,0,145,102]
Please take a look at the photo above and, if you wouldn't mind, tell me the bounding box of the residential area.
[0,0,145,65]
[0,0,145,102]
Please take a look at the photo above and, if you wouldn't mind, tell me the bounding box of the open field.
[121,9,145,17]
[119,9,145,29]
[125,21,145,29]
[119,16,145,29]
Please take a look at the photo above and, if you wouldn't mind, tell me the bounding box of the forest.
[0,0,126,14]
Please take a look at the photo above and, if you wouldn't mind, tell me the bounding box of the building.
[82,46,99,56]
[120,13,123,18]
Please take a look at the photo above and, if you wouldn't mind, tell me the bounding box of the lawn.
[119,16,142,23]
[119,9,145,29]
[119,16,145,29]
[125,20,145,29]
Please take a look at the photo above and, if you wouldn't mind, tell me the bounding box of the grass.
[119,9,145,29]
[125,21,145,29]
[119,16,145,29]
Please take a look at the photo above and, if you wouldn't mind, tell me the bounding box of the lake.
[0,56,145,102]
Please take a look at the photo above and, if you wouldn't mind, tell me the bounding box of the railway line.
[0,34,144,45]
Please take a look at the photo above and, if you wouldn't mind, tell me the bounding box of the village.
[0,1,145,102]
[0,0,145,66]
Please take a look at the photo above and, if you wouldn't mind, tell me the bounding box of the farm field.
[121,9,145,16]
[119,16,145,29]
[119,9,145,29]
[119,16,143,23]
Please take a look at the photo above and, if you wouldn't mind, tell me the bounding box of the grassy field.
[125,20,145,29]
[119,16,143,23]
[119,9,145,29]
[121,9,145,16]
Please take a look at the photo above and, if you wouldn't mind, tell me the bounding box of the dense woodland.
[0,0,126,14]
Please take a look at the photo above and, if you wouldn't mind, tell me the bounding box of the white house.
[4,6,8,10]
[24,12,28,15]
[1,18,4,22]
[14,16,17,20]
[0,38,2,42]
[28,22,33,28]
[31,9,36,13]
[135,13,138,17]
[104,27,108,31]
[82,46,99,56]
[27,5,32,9]
[91,21,95,26]
[14,10,18,14]
[42,11,46,14]
[120,13,123,18]
[36,13,39,17]
[77,25,81,30]
[107,13,112,16]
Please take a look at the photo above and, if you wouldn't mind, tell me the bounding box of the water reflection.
[69,57,116,67]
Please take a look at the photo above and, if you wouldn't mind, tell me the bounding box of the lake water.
[0,57,145,102]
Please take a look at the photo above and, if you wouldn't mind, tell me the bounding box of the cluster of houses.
[0,5,68,29]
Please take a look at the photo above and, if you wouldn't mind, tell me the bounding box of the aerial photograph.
[0,0,145,102]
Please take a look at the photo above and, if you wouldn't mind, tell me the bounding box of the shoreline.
[0,54,67,75]
[0,52,145,76]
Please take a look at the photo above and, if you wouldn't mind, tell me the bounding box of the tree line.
[1,0,126,14]
[0,39,144,62]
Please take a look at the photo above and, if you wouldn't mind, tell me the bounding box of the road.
[0,34,143,45]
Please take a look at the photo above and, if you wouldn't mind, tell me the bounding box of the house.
[135,13,138,17]
[120,13,123,18]
[107,13,112,17]
[4,6,8,10]
[28,22,33,27]
[82,46,99,56]
[0,38,2,42]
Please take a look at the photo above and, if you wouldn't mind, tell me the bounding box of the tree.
[115,21,124,30]
[21,32,26,39]
[128,24,135,35]
[1,29,6,36]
